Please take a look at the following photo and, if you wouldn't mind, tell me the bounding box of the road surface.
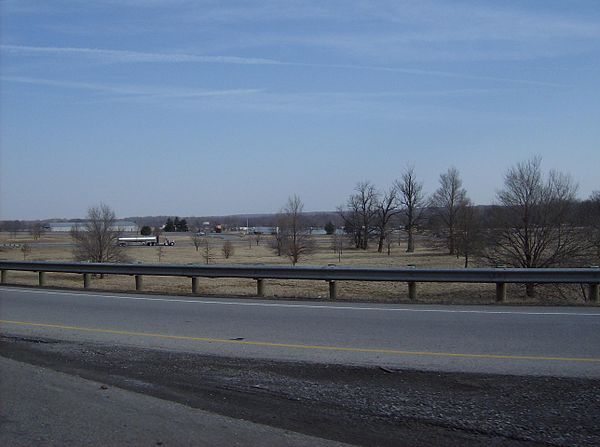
[2,286,599,377]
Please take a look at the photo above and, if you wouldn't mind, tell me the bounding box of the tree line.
[7,157,598,298]
[277,157,599,292]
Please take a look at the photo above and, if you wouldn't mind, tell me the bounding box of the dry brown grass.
[0,232,589,304]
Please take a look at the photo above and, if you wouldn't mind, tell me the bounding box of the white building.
[44,221,139,233]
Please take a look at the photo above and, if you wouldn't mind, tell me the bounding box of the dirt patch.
[2,335,599,446]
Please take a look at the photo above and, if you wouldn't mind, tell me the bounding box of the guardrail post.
[83,273,91,289]
[590,283,599,303]
[38,271,46,287]
[496,283,506,302]
[406,264,417,300]
[408,281,417,300]
[328,280,337,299]
[135,275,143,291]
[191,277,199,294]
[1,270,6,284]
[256,279,265,297]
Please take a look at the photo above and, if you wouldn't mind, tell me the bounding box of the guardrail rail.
[0,261,598,302]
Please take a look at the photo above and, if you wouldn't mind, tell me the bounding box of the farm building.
[43,221,139,232]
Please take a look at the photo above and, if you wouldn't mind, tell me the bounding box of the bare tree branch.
[396,166,425,253]
[278,195,313,265]
[339,181,379,250]
[482,157,588,297]
[430,167,467,255]
[375,186,400,253]
[70,203,129,263]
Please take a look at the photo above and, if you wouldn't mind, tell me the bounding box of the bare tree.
[375,186,400,253]
[430,167,467,255]
[21,243,32,260]
[191,233,202,251]
[5,220,23,239]
[271,226,285,257]
[455,199,483,267]
[71,203,129,263]
[279,195,313,265]
[586,191,600,263]
[30,222,45,241]
[331,231,344,262]
[337,204,361,249]
[222,240,235,259]
[396,166,425,253]
[200,238,214,265]
[156,245,164,262]
[483,157,586,296]
[384,232,394,256]
[339,181,379,250]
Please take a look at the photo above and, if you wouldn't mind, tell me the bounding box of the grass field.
[0,231,589,304]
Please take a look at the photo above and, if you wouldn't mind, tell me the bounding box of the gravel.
[2,335,599,446]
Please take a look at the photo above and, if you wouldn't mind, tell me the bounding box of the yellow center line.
[2,319,600,364]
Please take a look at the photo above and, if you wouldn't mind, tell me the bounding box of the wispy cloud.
[5,1,599,63]
[1,44,561,86]
[0,75,515,121]
[1,44,279,65]
[172,2,600,63]
[1,75,503,101]
[1,76,261,99]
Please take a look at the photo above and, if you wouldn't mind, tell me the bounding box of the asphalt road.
[1,286,600,377]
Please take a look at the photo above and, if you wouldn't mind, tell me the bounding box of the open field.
[0,232,591,304]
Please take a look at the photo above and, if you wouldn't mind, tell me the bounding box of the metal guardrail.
[0,261,598,302]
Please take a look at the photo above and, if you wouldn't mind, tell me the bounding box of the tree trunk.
[377,234,384,253]
[407,228,415,253]
[448,234,455,255]
[526,283,535,297]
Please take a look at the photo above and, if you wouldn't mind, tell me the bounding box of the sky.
[1,0,599,220]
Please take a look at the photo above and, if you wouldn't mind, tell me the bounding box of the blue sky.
[1,0,599,220]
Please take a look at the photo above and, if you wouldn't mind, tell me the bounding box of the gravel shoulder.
[0,356,349,447]
[1,335,599,446]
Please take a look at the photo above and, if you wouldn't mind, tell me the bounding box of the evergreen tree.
[164,218,175,232]
[177,218,189,232]
[324,221,336,235]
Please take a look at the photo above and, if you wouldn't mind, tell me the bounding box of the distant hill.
[3,205,504,232]
[124,211,344,230]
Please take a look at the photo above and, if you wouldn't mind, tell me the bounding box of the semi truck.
[117,236,175,246]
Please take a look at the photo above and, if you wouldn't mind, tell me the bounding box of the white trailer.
[117,236,175,247]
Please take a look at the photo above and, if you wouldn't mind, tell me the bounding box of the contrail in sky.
[1,44,562,87]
